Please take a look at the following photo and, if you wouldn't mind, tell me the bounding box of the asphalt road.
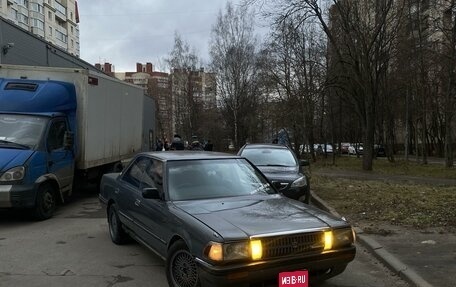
[0,190,410,287]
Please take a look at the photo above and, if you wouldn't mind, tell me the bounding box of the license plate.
[278,270,308,287]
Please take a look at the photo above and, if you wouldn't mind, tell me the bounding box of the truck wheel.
[33,183,56,220]
[166,240,201,287]
[108,203,129,244]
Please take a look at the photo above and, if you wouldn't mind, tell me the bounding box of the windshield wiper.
[0,140,30,150]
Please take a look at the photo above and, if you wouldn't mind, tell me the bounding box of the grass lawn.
[310,156,456,231]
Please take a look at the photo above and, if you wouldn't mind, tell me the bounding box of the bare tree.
[263,16,326,160]
[209,2,259,148]
[437,0,456,167]
[167,33,203,141]
[249,0,401,170]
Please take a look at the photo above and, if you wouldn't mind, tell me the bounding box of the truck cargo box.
[0,64,146,169]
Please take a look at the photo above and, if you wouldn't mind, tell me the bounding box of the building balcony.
[54,1,67,21]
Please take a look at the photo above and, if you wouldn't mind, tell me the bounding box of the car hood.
[174,195,345,240]
[0,148,34,172]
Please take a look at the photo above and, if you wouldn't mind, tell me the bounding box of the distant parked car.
[348,144,363,156]
[340,143,350,154]
[99,151,356,287]
[315,143,334,155]
[238,143,311,203]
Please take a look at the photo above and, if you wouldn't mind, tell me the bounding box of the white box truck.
[0,64,155,219]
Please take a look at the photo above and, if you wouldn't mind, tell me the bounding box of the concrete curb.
[310,191,434,287]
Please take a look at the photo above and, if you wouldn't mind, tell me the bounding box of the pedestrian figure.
[156,139,163,151]
[170,134,185,150]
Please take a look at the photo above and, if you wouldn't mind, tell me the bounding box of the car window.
[144,159,164,192]
[240,148,297,166]
[47,119,67,151]
[167,158,275,201]
[121,157,150,188]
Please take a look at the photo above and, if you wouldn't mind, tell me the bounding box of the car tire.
[166,240,201,287]
[108,203,129,245]
[33,183,56,220]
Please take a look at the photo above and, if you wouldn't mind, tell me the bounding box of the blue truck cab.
[0,78,76,220]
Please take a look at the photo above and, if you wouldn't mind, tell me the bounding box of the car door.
[134,158,172,256]
[117,157,149,233]
[46,118,74,194]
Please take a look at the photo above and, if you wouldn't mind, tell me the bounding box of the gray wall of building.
[0,17,97,72]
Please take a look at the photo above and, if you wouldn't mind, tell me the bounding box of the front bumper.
[196,246,356,286]
[0,183,37,208]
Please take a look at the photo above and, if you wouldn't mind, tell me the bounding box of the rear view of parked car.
[99,151,356,287]
[237,143,311,204]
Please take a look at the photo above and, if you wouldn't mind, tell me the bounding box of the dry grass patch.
[312,174,456,231]
[312,156,456,179]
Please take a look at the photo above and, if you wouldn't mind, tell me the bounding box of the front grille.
[261,232,324,259]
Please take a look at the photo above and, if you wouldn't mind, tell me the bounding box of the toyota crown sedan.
[99,151,356,287]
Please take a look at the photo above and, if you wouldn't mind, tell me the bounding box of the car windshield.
[0,114,48,149]
[167,158,276,201]
[240,148,297,167]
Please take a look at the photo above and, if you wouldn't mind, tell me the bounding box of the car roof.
[137,151,242,162]
[241,143,290,150]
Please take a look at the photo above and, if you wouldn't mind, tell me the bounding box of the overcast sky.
[78,0,259,72]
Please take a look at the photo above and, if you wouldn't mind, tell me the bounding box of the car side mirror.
[64,131,74,150]
[300,159,310,167]
[142,187,161,199]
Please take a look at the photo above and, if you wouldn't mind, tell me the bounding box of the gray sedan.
[99,151,356,287]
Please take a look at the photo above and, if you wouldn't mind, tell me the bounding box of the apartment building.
[0,0,79,56]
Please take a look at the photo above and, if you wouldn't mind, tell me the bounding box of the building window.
[55,30,67,43]
[70,11,73,20]
[48,11,52,20]
[30,3,44,13]
[32,18,45,30]
[17,13,29,25]
[9,8,17,20]
[71,39,74,47]
[17,0,28,8]
[55,1,66,16]
[70,26,73,34]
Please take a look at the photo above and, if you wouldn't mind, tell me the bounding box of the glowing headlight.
[291,176,307,188]
[0,166,25,182]
[206,240,263,262]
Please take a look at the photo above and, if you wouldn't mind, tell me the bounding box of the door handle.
[134,199,141,207]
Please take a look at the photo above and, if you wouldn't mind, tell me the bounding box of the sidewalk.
[311,187,456,287]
